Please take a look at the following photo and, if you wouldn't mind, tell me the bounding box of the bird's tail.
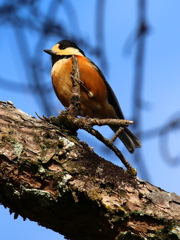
[110,126,141,153]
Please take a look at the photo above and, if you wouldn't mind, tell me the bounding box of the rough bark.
[0,101,180,240]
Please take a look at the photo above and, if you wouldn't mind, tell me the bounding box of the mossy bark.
[0,101,180,240]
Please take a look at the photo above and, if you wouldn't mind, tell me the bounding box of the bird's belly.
[52,73,103,117]
[51,58,73,108]
[51,57,117,118]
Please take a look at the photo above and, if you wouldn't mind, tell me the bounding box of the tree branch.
[0,101,180,240]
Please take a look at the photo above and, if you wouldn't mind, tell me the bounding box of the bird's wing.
[87,58,125,119]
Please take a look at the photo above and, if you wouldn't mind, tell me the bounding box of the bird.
[44,40,141,153]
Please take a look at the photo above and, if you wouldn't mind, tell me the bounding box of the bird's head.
[44,40,85,58]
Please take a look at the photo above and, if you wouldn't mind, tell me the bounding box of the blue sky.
[1,1,180,239]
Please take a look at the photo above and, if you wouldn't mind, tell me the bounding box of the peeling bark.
[0,101,180,240]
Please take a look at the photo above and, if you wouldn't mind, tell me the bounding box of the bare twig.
[68,55,81,116]
[74,117,133,127]
[70,74,93,97]
[85,126,137,175]
[110,127,124,143]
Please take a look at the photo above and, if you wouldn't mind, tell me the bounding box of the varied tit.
[44,40,141,153]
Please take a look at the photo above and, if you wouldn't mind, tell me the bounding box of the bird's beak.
[43,49,56,55]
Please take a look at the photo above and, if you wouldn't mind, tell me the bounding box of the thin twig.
[68,55,81,116]
[70,74,93,97]
[85,127,137,176]
[110,127,124,143]
[74,117,133,127]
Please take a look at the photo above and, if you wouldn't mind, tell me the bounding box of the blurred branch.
[95,0,108,73]
[131,0,150,180]
[0,76,52,96]
[131,1,179,167]
[159,117,180,166]
[132,0,148,141]
[141,114,180,165]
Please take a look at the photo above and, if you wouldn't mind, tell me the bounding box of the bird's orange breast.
[51,55,117,118]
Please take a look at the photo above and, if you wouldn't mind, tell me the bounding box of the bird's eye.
[59,45,66,50]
